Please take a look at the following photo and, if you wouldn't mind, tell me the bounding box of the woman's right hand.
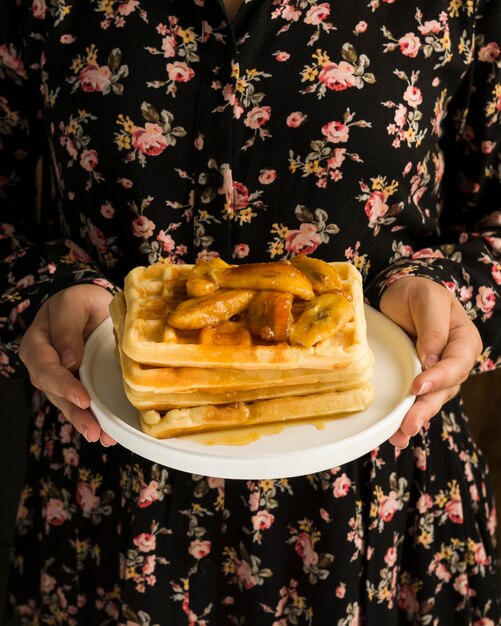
[19,284,117,446]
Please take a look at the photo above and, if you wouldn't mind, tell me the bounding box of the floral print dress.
[1,0,501,623]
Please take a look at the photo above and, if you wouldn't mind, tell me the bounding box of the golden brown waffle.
[121,262,369,369]
[138,385,375,438]
[110,292,373,394]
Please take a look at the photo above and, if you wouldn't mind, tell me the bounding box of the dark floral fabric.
[1,0,501,624]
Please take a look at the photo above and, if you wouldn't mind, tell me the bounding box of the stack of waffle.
[109,258,374,439]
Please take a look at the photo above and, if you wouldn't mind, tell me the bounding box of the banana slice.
[290,255,345,296]
[248,290,293,342]
[168,289,254,329]
[186,257,231,297]
[289,293,354,347]
[215,262,315,301]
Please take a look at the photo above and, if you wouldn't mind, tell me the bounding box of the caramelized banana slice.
[215,262,315,301]
[168,289,254,329]
[248,290,293,342]
[289,293,354,347]
[290,255,343,296]
[187,258,231,297]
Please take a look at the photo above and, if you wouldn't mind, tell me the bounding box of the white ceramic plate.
[80,306,421,479]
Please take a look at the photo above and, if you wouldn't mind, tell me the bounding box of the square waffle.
[121,262,369,369]
[111,258,375,439]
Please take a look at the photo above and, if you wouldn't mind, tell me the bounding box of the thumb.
[48,291,89,371]
[411,284,452,371]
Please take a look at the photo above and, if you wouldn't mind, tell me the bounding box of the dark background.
[1,370,500,624]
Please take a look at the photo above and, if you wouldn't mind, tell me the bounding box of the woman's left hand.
[379,276,483,448]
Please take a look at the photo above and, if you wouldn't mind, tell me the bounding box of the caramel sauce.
[185,414,349,447]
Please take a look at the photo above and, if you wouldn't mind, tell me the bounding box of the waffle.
[121,262,368,369]
[111,258,375,439]
[111,292,373,394]
[138,385,375,438]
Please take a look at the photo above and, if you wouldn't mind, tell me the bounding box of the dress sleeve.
[365,0,501,373]
[0,2,116,378]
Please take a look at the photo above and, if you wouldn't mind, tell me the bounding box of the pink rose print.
[285,223,322,255]
[60,34,76,44]
[63,448,79,467]
[335,583,346,598]
[142,554,156,575]
[227,181,249,211]
[188,539,211,559]
[93,277,115,289]
[445,496,463,524]
[287,111,307,128]
[251,510,275,531]
[244,106,271,129]
[474,619,495,626]
[275,51,290,62]
[378,491,399,522]
[236,559,259,590]
[157,230,176,252]
[481,141,495,154]
[133,533,156,552]
[100,201,115,218]
[478,42,500,62]
[233,243,249,259]
[399,33,421,58]
[132,215,156,238]
[476,286,495,318]
[0,45,27,77]
[32,0,47,20]
[162,36,177,58]
[453,573,469,596]
[118,0,139,16]
[384,546,397,567]
[76,482,100,514]
[403,85,422,108]
[416,493,433,513]
[364,191,389,226]
[413,446,427,471]
[355,21,367,34]
[132,123,169,156]
[45,498,70,526]
[318,61,355,91]
[418,20,441,35]
[304,3,330,26]
[398,584,419,615]
[80,65,112,93]
[332,473,351,498]
[294,532,319,567]
[166,61,195,83]
[80,149,98,172]
[137,480,160,508]
[258,169,276,184]
[322,120,349,143]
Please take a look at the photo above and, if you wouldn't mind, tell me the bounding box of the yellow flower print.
[230,63,240,79]
[115,133,131,150]
[268,240,284,258]
[259,479,274,492]
[416,530,433,548]
[448,0,462,18]
[435,492,447,508]
[86,44,98,65]
[235,78,248,93]
[301,66,318,82]
[71,58,84,73]
[312,49,330,66]
[179,28,195,44]
[98,0,114,15]
[125,566,136,580]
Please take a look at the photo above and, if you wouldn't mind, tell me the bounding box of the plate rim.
[80,305,421,478]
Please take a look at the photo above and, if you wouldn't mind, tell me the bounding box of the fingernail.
[62,350,77,369]
[416,381,433,396]
[73,395,84,410]
[423,354,439,370]
[82,426,90,442]
[100,435,110,448]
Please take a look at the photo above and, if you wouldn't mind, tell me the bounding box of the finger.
[411,288,452,370]
[398,386,461,437]
[45,392,117,445]
[411,306,481,396]
[388,430,411,448]
[48,292,89,371]
[21,324,91,409]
